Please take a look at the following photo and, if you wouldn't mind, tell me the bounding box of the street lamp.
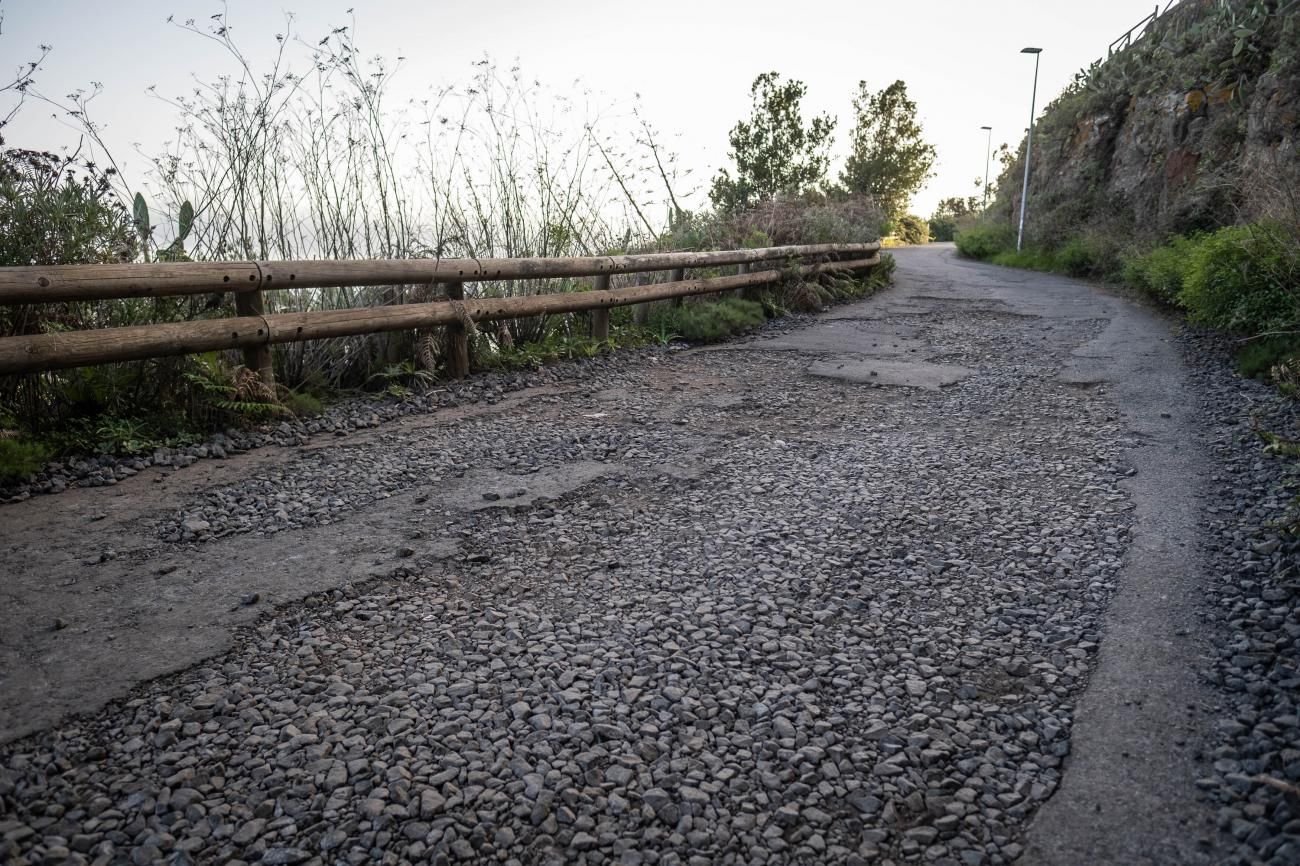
[980,125,993,212]
[1017,47,1042,252]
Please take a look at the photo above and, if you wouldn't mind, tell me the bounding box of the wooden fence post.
[413,281,437,371]
[741,260,767,303]
[670,268,686,307]
[590,275,611,341]
[442,281,470,380]
[633,273,651,325]
[233,288,275,393]
[734,262,748,299]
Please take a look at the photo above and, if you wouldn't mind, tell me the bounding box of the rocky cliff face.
[993,0,1299,245]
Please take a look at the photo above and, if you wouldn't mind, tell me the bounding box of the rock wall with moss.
[989,0,1299,246]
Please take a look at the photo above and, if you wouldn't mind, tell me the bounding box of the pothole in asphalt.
[807,358,974,390]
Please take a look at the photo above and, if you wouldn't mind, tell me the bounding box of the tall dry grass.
[0,9,884,449]
[34,12,698,388]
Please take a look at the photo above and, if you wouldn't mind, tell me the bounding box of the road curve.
[0,245,1230,865]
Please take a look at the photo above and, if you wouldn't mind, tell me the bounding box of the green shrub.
[955,222,1014,260]
[0,438,51,484]
[1181,223,1300,333]
[872,252,897,285]
[0,149,137,269]
[481,330,623,371]
[646,297,766,343]
[894,214,929,245]
[989,249,1053,270]
[656,194,884,252]
[288,392,324,416]
[1272,357,1300,399]
[1056,236,1096,278]
[928,215,956,242]
[1122,236,1196,305]
[961,229,1121,281]
[1237,336,1300,380]
[816,253,896,304]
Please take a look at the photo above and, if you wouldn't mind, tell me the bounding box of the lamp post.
[980,125,992,212]
[1017,47,1042,253]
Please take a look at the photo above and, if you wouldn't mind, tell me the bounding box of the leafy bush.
[928,196,979,243]
[0,438,51,484]
[1122,236,1196,304]
[737,195,884,247]
[819,254,896,303]
[870,252,897,285]
[989,249,1054,270]
[646,298,767,343]
[0,144,290,442]
[794,204,872,245]
[956,224,1128,281]
[1272,357,1300,398]
[654,194,884,253]
[928,215,956,242]
[0,149,136,268]
[480,331,621,372]
[1181,223,1299,333]
[1056,236,1097,277]
[955,222,1014,260]
[287,392,324,417]
[1237,336,1300,380]
[894,214,929,245]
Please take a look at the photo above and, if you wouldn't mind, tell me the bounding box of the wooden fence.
[0,243,881,384]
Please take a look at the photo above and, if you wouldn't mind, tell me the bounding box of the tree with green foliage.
[928,195,980,241]
[840,80,936,218]
[892,213,930,245]
[709,72,836,214]
[933,196,979,220]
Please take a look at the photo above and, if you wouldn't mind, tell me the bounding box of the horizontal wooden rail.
[0,254,880,375]
[0,243,879,304]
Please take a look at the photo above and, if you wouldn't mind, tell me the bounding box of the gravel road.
[1,245,1296,865]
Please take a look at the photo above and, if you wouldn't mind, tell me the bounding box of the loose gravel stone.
[0,297,1131,865]
[1176,329,1300,866]
[5,270,1291,866]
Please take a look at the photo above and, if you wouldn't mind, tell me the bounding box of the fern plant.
[182,353,287,420]
[365,361,437,398]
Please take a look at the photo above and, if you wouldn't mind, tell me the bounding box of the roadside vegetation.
[956,214,1300,388]
[951,1,1300,391]
[0,10,927,485]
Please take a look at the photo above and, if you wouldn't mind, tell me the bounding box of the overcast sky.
[3,0,1165,221]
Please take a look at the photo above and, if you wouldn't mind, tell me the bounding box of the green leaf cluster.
[709,73,836,214]
[840,81,937,219]
[134,193,195,262]
[0,149,136,267]
[646,298,767,343]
